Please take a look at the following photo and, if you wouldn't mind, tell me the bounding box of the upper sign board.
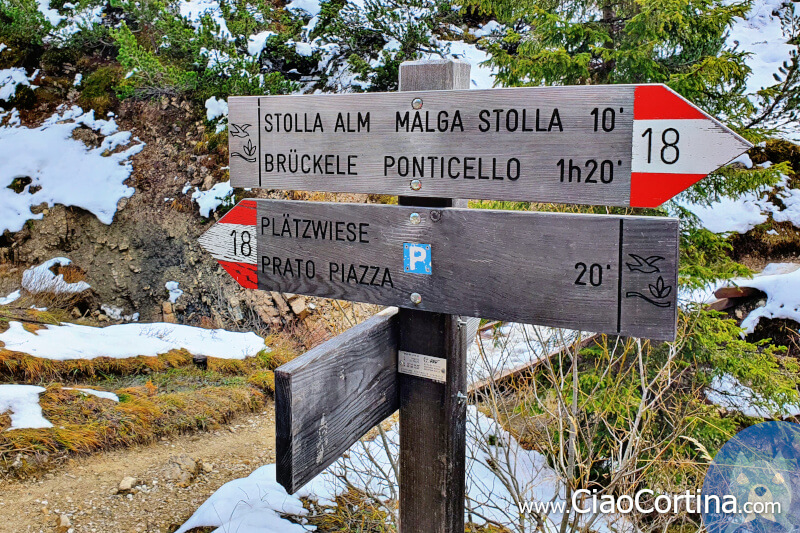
[200,199,680,340]
[228,85,751,208]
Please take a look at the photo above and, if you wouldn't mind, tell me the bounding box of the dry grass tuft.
[304,488,396,533]
[0,349,194,382]
[0,322,300,476]
[0,383,264,476]
[247,370,275,393]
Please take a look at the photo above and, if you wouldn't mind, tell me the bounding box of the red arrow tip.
[219,198,257,225]
[630,172,706,207]
[218,260,258,289]
[634,85,706,120]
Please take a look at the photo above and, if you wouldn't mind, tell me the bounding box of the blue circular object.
[702,421,800,533]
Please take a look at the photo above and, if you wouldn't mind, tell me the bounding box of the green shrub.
[112,22,198,98]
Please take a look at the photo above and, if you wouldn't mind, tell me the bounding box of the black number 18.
[231,230,252,257]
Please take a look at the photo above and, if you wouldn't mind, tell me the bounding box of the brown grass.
[0,318,302,477]
[0,349,194,382]
[0,384,264,476]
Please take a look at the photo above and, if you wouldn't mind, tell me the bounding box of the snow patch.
[680,172,800,234]
[36,0,64,27]
[726,263,800,333]
[473,20,504,37]
[175,464,309,533]
[0,68,35,102]
[100,304,138,322]
[285,0,322,17]
[165,281,183,303]
[63,387,119,402]
[680,193,772,234]
[204,96,228,121]
[0,321,266,361]
[178,0,233,41]
[771,187,800,227]
[180,407,631,532]
[0,385,52,430]
[248,31,276,56]
[191,181,234,217]
[468,323,583,384]
[22,258,91,295]
[706,373,800,418]
[0,106,143,234]
[0,290,20,305]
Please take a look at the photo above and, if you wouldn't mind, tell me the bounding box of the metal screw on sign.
[410,213,421,225]
[411,98,423,109]
[430,210,441,223]
[410,292,422,305]
[410,179,422,191]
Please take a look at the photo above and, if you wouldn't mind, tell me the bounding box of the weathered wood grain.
[275,307,399,493]
[253,199,679,340]
[396,60,468,533]
[227,84,751,207]
[229,85,633,205]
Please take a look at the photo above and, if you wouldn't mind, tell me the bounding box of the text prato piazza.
[260,108,564,179]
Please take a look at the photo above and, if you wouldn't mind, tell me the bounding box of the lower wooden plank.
[275,307,400,493]
[253,199,679,340]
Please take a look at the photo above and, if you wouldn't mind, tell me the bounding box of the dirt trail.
[0,403,277,533]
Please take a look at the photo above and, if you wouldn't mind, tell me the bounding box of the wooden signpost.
[275,305,480,493]
[227,83,751,207]
[199,59,752,533]
[200,198,680,340]
[276,307,399,492]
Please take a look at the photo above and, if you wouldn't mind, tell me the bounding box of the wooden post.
[398,59,470,533]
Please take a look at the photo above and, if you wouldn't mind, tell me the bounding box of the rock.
[164,455,199,488]
[57,514,71,533]
[270,292,291,316]
[71,307,82,319]
[162,301,176,324]
[117,476,137,494]
[288,295,310,320]
[240,291,281,324]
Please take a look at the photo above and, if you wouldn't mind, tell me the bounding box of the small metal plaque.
[399,350,446,382]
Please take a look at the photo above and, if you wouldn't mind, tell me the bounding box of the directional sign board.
[276,307,399,493]
[200,199,680,340]
[275,306,478,493]
[228,84,751,207]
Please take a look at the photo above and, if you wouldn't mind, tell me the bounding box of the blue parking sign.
[404,243,432,275]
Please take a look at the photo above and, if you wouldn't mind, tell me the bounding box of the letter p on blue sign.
[404,243,432,275]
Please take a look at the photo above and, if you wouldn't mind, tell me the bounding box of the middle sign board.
[200,199,680,340]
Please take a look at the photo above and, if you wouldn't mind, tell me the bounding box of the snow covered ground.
[175,324,621,533]
[0,384,120,430]
[21,257,91,295]
[679,173,800,235]
[0,320,266,429]
[0,105,144,235]
[0,321,267,360]
[468,323,584,384]
[722,263,800,333]
[0,385,52,430]
[177,405,632,533]
[190,181,233,217]
[706,373,800,418]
